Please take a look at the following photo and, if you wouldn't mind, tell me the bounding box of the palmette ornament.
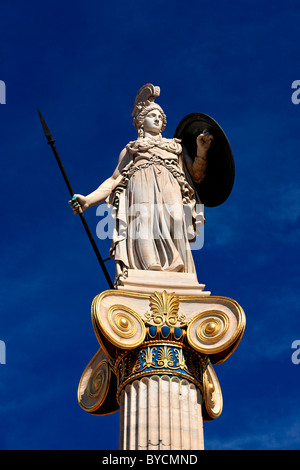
[78,289,245,423]
[73,83,245,450]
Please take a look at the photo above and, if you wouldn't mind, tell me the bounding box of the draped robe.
[107,136,204,286]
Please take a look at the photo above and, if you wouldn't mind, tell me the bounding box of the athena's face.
[143,109,164,134]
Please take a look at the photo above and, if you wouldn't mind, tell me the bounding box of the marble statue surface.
[70,84,213,286]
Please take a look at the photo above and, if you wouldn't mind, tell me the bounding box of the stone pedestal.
[118,269,210,296]
[77,272,245,450]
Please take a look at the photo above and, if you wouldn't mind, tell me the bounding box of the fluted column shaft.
[119,375,204,450]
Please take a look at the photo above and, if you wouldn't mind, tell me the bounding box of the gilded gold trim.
[108,305,138,339]
[92,294,146,350]
[87,360,110,400]
[112,339,208,374]
[116,370,203,404]
[202,362,223,420]
[196,312,229,344]
[144,290,186,327]
[187,306,245,356]
[78,358,111,413]
[114,341,206,403]
[91,290,246,363]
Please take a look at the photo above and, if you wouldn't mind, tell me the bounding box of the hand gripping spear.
[38,109,114,289]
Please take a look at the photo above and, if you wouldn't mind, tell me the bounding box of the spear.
[38,109,114,290]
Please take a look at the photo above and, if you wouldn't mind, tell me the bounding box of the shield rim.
[174,112,235,207]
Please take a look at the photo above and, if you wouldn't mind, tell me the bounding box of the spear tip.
[37,108,53,140]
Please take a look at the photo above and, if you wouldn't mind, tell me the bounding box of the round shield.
[174,113,235,207]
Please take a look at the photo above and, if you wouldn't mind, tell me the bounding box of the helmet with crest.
[131,84,167,137]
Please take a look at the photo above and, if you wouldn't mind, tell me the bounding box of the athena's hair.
[133,103,167,138]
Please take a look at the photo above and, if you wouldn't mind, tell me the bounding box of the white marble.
[70,84,212,287]
[117,269,211,296]
[119,375,204,450]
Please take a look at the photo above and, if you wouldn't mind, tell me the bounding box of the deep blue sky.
[0,0,299,450]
